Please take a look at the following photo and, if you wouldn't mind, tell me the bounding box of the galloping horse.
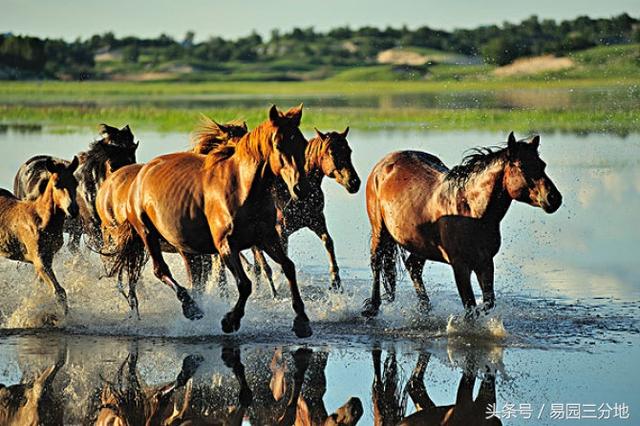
[14,124,138,251]
[0,157,79,314]
[251,127,361,294]
[362,132,562,318]
[116,105,311,336]
[96,119,248,318]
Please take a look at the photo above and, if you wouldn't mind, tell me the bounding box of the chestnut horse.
[117,105,311,336]
[0,157,79,315]
[362,133,562,318]
[96,119,248,318]
[251,127,361,294]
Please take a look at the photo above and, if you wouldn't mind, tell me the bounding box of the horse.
[112,105,312,337]
[362,132,562,318]
[13,124,139,252]
[250,127,361,295]
[0,156,79,315]
[96,118,248,318]
[369,348,501,426]
[91,346,202,426]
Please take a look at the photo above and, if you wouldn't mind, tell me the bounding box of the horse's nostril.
[293,184,302,197]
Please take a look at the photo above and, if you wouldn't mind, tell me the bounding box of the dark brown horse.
[0,157,79,315]
[115,105,312,337]
[362,132,562,318]
[251,127,361,294]
[96,118,248,318]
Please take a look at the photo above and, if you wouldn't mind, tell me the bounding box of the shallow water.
[0,128,638,424]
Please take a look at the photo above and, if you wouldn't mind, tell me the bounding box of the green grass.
[1,104,637,135]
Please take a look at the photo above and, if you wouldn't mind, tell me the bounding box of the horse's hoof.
[417,297,432,312]
[329,276,343,293]
[361,299,380,318]
[182,300,204,321]
[292,316,312,338]
[463,307,480,323]
[221,312,241,333]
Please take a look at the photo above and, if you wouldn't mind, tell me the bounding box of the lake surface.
[0,128,638,424]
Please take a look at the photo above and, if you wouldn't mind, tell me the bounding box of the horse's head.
[45,156,79,218]
[98,123,139,168]
[313,127,361,193]
[267,104,309,200]
[216,120,248,140]
[504,132,562,213]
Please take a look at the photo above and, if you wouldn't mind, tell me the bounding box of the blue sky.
[2,0,638,41]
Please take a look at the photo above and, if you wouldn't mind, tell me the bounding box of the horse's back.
[368,150,448,205]
[13,155,69,200]
[97,163,143,226]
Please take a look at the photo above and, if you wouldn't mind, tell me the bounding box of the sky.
[2,0,639,41]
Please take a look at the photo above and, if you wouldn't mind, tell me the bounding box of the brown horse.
[0,157,79,315]
[117,105,311,336]
[362,132,562,318]
[96,119,248,318]
[251,127,361,294]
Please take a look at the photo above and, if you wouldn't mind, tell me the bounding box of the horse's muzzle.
[346,176,361,194]
[543,189,562,213]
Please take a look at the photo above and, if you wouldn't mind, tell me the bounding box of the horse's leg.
[362,225,394,318]
[211,254,228,299]
[260,236,312,338]
[138,229,203,321]
[34,256,68,315]
[279,348,312,426]
[406,353,436,411]
[403,254,431,311]
[451,262,477,318]
[221,345,253,406]
[475,261,495,313]
[180,251,207,300]
[308,215,342,292]
[218,242,252,333]
[66,218,82,254]
[251,246,277,298]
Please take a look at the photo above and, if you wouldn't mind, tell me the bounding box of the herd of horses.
[0,104,562,337]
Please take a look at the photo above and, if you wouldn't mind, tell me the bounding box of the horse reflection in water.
[370,347,501,426]
[90,345,203,425]
[0,345,66,426]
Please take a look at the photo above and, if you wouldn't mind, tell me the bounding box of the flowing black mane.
[446,145,507,185]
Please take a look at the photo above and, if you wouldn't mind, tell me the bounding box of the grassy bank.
[1,104,637,135]
[1,78,639,100]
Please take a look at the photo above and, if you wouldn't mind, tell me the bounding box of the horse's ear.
[69,155,80,172]
[285,103,303,127]
[241,121,248,132]
[314,127,326,139]
[269,105,281,125]
[507,131,517,149]
[341,126,350,138]
[529,135,540,150]
[121,124,131,133]
[99,123,118,139]
[44,158,57,174]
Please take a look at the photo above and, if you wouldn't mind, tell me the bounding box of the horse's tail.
[373,227,407,302]
[100,222,148,284]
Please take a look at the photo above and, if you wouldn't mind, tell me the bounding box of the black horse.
[13,124,139,251]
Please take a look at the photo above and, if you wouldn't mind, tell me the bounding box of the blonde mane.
[305,136,331,172]
[191,115,248,155]
[203,120,277,169]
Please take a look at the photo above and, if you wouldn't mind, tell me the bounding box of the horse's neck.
[458,161,511,223]
[225,155,271,206]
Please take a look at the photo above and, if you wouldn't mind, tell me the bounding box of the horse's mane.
[446,145,508,186]
[305,135,330,172]
[204,120,276,168]
[191,115,248,155]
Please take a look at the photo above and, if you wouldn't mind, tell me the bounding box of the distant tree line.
[1,13,638,79]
